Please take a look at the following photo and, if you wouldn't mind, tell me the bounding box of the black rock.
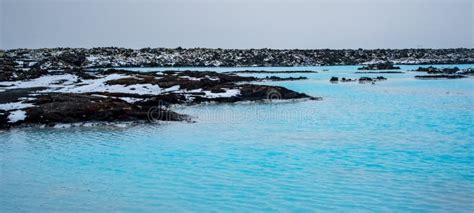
[264,76,308,81]
[415,66,457,73]
[226,70,318,74]
[358,61,401,70]
[415,75,467,79]
[355,71,404,74]
[0,69,321,129]
[22,94,188,126]
[56,52,87,67]
[0,110,10,129]
[359,77,373,82]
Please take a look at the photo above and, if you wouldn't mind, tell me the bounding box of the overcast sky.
[1,0,473,49]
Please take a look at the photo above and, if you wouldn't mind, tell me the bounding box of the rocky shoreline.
[1,48,472,129]
[0,69,319,129]
[412,66,473,79]
[2,48,473,71]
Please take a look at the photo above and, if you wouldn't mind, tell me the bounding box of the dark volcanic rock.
[358,61,401,70]
[264,76,308,81]
[21,94,187,127]
[0,69,320,129]
[341,77,356,82]
[136,94,188,107]
[104,69,257,90]
[7,48,474,69]
[331,76,386,84]
[225,70,318,74]
[0,67,48,81]
[56,52,87,67]
[176,84,321,104]
[359,77,374,82]
[414,66,459,74]
[0,110,9,129]
[415,75,467,79]
[239,84,316,101]
[355,71,404,74]
[413,66,474,76]
[0,88,45,104]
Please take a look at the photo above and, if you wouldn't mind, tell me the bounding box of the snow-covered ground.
[0,102,34,111]
[0,72,244,113]
[7,110,27,123]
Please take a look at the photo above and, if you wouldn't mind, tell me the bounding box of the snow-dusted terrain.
[0,69,316,128]
[3,48,473,73]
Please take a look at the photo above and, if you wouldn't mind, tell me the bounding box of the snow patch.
[180,76,201,81]
[50,74,162,95]
[8,110,27,123]
[203,89,240,98]
[205,75,220,81]
[0,74,79,89]
[119,97,143,103]
[162,85,180,93]
[0,102,34,111]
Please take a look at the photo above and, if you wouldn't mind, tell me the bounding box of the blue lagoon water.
[1,65,474,211]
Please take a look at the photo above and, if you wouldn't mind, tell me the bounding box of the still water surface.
[1,64,473,211]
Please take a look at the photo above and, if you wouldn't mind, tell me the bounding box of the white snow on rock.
[203,89,240,98]
[0,74,79,89]
[0,102,34,111]
[86,56,99,62]
[162,85,180,93]
[0,72,243,106]
[119,97,143,103]
[0,73,169,96]
[7,110,27,123]
[186,89,203,93]
[46,74,162,95]
[179,76,201,81]
[205,75,220,81]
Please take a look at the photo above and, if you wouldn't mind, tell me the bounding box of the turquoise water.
[1,65,474,212]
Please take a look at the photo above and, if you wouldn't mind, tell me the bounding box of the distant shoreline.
[3,48,473,71]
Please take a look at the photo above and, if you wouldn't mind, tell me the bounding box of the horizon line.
[4,47,474,51]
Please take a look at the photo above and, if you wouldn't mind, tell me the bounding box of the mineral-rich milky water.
[1,65,473,211]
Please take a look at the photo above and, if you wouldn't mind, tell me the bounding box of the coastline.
[0,69,319,129]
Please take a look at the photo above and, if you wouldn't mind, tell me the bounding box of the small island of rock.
[358,61,401,70]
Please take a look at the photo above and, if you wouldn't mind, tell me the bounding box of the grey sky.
[1,0,473,49]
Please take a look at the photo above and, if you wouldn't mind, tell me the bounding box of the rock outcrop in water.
[263,76,308,81]
[414,66,460,74]
[25,94,187,126]
[329,76,387,83]
[413,66,474,75]
[0,69,319,129]
[412,66,473,79]
[414,75,467,79]
[358,61,401,70]
[224,70,318,74]
[354,71,404,74]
